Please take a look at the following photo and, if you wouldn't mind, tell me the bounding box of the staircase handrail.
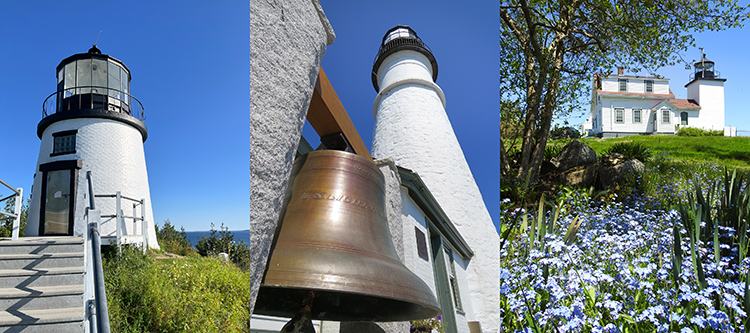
[86,171,111,333]
[0,178,23,240]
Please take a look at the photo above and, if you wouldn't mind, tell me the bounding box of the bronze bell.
[255,150,441,321]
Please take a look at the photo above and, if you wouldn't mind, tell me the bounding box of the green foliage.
[677,127,724,137]
[603,142,651,162]
[410,316,445,333]
[155,219,192,256]
[544,144,562,162]
[103,246,250,332]
[0,196,28,238]
[195,223,250,270]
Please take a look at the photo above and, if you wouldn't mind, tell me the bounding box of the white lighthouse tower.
[370,26,500,332]
[27,46,159,249]
[685,51,726,131]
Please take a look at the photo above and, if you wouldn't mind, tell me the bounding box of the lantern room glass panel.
[108,61,121,98]
[64,62,76,98]
[91,59,107,94]
[77,59,92,94]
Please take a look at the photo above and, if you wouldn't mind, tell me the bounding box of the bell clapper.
[280,291,316,333]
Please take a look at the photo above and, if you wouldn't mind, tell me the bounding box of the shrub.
[103,246,250,332]
[196,223,250,270]
[676,127,723,137]
[603,141,651,162]
[155,219,191,256]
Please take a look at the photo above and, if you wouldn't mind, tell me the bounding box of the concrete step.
[0,252,84,270]
[0,237,84,255]
[0,285,84,311]
[0,307,84,332]
[0,267,85,289]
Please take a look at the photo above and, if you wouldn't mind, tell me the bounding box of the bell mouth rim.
[254,285,442,322]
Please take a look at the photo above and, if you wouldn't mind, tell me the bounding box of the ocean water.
[183,230,250,248]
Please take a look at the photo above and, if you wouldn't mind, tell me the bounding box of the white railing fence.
[0,178,23,240]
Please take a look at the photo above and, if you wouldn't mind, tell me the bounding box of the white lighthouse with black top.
[370,26,500,332]
[27,45,158,249]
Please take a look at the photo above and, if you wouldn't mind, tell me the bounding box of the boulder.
[558,163,598,188]
[551,140,598,172]
[598,153,645,189]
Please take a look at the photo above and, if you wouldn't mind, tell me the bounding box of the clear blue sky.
[1,1,248,232]
[311,1,502,232]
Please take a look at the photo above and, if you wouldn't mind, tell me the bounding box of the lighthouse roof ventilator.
[370,26,501,332]
[27,46,159,249]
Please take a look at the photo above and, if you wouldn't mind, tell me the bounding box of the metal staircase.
[0,236,85,332]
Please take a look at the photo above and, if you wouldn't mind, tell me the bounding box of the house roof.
[668,99,701,109]
[596,89,675,99]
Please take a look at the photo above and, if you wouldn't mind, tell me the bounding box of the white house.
[589,55,730,138]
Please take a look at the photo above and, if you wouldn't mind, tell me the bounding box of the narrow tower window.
[681,112,688,126]
[445,246,463,312]
[51,130,77,156]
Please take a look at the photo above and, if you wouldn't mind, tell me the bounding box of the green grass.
[103,246,250,332]
[553,135,750,169]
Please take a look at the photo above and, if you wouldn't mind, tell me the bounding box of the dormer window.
[618,79,627,92]
[645,80,654,93]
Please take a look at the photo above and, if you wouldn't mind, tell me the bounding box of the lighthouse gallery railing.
[42,86,145,122]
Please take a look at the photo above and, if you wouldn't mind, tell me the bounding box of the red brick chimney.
[617,66,624,75]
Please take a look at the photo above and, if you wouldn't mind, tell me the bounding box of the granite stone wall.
[250,0,334,314]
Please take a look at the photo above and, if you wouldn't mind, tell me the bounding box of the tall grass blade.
[673,219,682,288]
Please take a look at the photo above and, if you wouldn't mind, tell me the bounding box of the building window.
[618,79,627,92]
[52,130,77,156]
[415,227,429,261]
[615,108,624,124]
[445,247,463,312]
[662,109,671,123]
[645,80,654,93]
[681,112,688,126]
[633,109,642,123]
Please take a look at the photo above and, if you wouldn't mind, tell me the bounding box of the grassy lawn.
[546,135,750,169]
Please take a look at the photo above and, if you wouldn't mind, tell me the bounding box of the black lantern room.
[693,54,718,80]
[40,45,146,140]
[371,25,438,92]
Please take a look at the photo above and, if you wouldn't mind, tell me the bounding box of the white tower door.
[41,168,76,235]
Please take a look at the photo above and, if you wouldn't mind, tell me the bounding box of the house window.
[662,109,671,123]
[445,247,463,312]
[633,109,641,123]
[52,130,77,156]
[415,227,429,261]
[645,80,654,93]
[615,108,624,124]
[618,79,627,92]
[681,112,688,126]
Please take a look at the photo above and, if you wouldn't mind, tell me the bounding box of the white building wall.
[401,189,438,296]
[600,97,662,134]
[28,118,159,248]
[600,77,669,94]
[372,51,500,332]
